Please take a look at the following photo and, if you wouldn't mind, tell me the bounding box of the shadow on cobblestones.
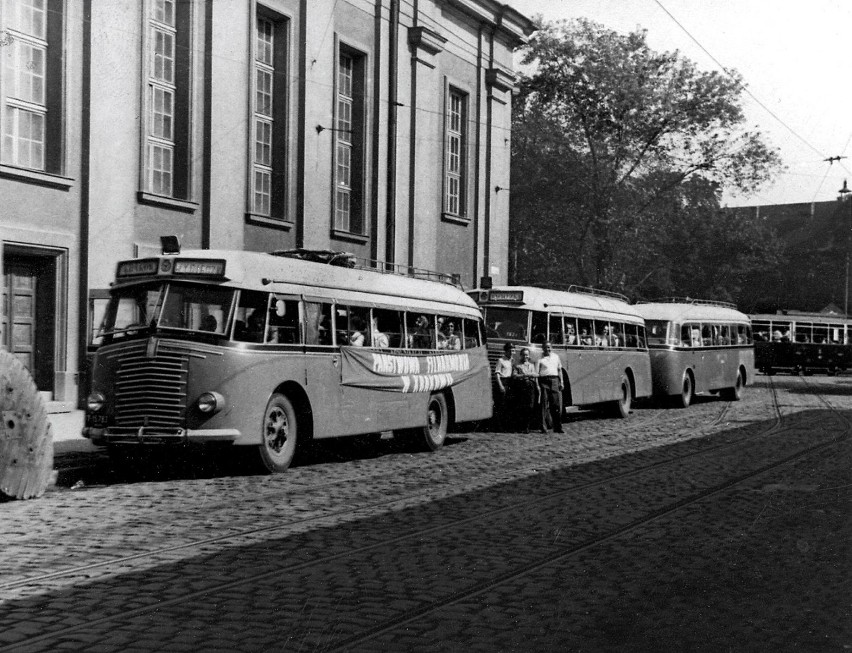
[6,408,851,651]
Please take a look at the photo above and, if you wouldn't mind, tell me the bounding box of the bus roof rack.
[638,297,738,310]
[270,249,463,289]
[527,282,629,303]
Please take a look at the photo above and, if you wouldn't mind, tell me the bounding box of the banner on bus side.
[340,346,489,393]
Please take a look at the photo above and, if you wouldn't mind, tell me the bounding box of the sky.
[503,0,852,208]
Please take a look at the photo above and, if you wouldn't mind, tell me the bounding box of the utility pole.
[839,180,852,326]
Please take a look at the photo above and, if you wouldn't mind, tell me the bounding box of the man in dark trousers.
[536,342,564,433]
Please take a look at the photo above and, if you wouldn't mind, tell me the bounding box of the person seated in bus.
[565,323,577,345]
[691,327,702,347]
[200,315,218,333]
[244,311,266,342]
[410,315,433,349]
[349,315,366,346]
[603,326,619,347]
[443,322,462,350]
[371,315,389,348]
[580,328,593,346]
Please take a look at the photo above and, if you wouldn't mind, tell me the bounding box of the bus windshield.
[483,307,529,341]
[99,282,235,342]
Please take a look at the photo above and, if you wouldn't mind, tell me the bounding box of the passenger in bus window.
[411,315,433,349]
[691,326,702,347]
[349,315,366,346]
[565,322,577,345]
[371,315,389,348]
[201,315,218,332]
[580,328,593,346]
[443,322,462,350]
[246,310,266,342]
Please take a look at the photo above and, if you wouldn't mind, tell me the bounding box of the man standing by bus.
[537,342,564,433]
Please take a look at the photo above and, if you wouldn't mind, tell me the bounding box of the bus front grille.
[114,348,189,429]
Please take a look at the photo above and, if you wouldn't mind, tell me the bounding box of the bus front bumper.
[83,426,242,445]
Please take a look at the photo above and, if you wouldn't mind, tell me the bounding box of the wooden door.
[2,262,38,372]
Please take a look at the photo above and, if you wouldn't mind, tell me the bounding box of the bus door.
[303,298,349,438]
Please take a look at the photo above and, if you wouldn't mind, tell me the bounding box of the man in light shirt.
[536,342,564,434]
[491,343,514,430]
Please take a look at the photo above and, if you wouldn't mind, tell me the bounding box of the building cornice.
[436,0,535,46]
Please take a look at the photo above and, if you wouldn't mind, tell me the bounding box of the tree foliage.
[510,18,784,305]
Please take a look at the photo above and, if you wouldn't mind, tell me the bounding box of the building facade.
[0,0,533,408]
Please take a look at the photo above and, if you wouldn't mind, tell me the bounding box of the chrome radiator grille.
[113,345,189,429]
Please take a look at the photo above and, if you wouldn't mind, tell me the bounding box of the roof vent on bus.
[271,249,357,268]
[160,235,181,255]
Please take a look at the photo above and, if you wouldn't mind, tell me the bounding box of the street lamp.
[839,179,852,322]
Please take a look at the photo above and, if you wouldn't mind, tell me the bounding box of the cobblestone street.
[1,375,851,652]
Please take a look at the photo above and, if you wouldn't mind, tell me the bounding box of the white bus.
[636,299,754,407]
[470,285,653,418]
[84,245,492,472]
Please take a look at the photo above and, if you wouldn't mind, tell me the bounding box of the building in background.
[1,0,533,413]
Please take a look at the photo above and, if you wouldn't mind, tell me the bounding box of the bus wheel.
[258,393,298,473]
[421,393,449,451]
[611,374,632,418]
[675,372,693,408]
[721,369,744,401]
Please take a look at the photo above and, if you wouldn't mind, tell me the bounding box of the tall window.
[250,10,288,220]
[445,88,468,217]
[1,0,63,174]
[334,48,365,235]
[144,0,191,200]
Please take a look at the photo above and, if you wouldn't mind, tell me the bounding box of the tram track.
[2,385,786,597]
[3,378,834,653]
[3,379,842,651]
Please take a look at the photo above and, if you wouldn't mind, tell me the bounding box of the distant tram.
[750,312,851,375]
[635,300,754,407]
[470,285,652,418]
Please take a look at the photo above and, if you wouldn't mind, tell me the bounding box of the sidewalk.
[48,410,98,455]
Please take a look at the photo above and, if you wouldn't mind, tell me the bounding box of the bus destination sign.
[487,290,524,303]
[116,259,159,278]
[173,259,227,277]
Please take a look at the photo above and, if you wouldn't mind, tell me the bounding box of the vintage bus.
[635,300,754,407]
[83,245,492,472]
[750,311,851,375]
[470,285,652,418]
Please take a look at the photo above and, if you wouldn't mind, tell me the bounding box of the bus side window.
[372,308,402,348]
[548,314,564,345]
[437,316,462,350]
[564,317,578,345]
[234,290,270,343]
[611,322,625,347]
[269,297,300,344]
[335,306,350,345]
[577,318,593,346]
[407,312,435,349]
[304,302,333,346]
[594,321,608,347]
[345,306,370,347]
[720,324,731,346]
[637,324,646,348]
[530,311,548,344]
[462,318,481,348]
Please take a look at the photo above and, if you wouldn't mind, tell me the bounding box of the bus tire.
[721,369,744,401]
[420,392,449,451]
[610,374,632,418]
[257,393,298,473]
[675,371,693,408]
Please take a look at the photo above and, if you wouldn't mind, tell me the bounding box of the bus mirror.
[274,299,287,317]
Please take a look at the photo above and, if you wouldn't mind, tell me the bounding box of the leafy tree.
[510,18,783,302]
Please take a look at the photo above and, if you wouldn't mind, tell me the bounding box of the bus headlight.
[197,391,225,414]
[86,392,106,412]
